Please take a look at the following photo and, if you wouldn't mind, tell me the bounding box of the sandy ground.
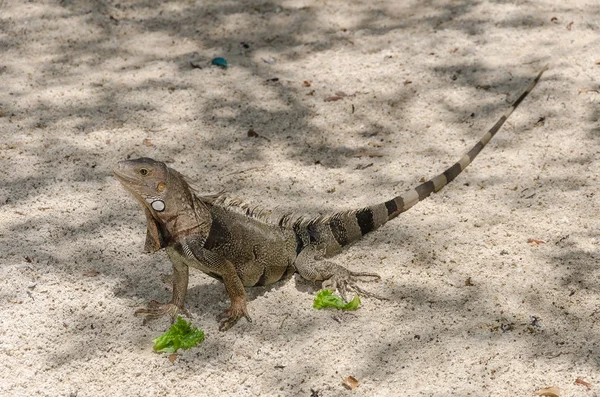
[1,0,599,396]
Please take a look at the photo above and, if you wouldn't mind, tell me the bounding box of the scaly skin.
[114,67,546,330]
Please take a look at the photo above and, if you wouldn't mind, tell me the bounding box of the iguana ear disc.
[151,200,166,212]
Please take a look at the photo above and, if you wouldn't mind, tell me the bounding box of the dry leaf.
[247,129,271,142]
[527,238,546,246]
[535,117,546,127]
[83,270,100,277]
[575,377,592,390]
[303,80,311,87]
[168,353,178,364]
[537,386,561,397]
[342,376,359,390]
[325,96,343,102]
[567,21,574,30]
[143,138,154,147]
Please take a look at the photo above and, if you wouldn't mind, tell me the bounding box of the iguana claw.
[322,271,383,302]
[217,299,252,331]
[134,300,191,324]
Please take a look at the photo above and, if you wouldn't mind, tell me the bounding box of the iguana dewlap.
[114,68,546,331]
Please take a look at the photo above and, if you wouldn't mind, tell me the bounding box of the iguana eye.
[139,168,148,176]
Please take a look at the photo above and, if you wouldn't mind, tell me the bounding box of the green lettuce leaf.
[313,289,361,311]
[152,317,205,353]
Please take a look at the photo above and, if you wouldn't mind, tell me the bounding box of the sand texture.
[1,0,599,396]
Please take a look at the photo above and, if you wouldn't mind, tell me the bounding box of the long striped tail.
[292,67,547,254]
[381,66,547,222]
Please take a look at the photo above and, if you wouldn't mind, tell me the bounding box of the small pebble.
[211,57,228,68]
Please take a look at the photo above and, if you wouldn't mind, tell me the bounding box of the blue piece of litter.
[211,57,228,68]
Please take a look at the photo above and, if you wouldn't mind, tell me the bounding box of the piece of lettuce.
[313,289,361,311]
[153,317,205,353]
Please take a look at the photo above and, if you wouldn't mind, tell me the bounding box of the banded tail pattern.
[298,67,547,254]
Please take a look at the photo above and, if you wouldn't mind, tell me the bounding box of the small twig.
[534,134,550,181]
[223,166,267,177]
[354,152,384,158]
[279,313,290,329]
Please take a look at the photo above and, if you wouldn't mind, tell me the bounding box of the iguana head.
[115,157,207,251]
[114,157,170,215]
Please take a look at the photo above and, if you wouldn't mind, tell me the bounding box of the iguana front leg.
[183,242,252,331]
[134,247,191,323]
[133,242,250,330]
[294,246,381,301]
[217,266,252,331]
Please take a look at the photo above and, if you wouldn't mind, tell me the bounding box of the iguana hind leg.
[294,246,381,301]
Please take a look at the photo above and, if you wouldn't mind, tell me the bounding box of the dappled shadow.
[1,0,599,393]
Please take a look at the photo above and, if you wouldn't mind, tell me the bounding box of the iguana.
[114,68,546,331]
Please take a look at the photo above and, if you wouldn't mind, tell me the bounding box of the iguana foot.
[322,271,383,302]
[217,298,252,331]
[134,300,190,324]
